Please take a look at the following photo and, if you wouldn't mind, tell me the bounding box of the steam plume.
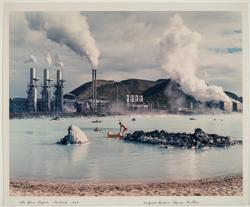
[25,12,100,68]
[45,52,52,67]
[54,54,64,68]
[24,54,37,65]
[158,14,231,103]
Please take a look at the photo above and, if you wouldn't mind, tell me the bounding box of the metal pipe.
[92,69,97,113]
[30,68,35,85]
[44,69,49,86]
[92,69,94,112]
[57,69,62,85]
[27,67,38,112]
[54,69,64,112]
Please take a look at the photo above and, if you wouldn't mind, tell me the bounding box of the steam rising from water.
[158,14,231,103]
[25,12,100,68]
[24,54,37,65]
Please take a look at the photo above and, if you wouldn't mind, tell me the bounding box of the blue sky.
[9,11,242,97]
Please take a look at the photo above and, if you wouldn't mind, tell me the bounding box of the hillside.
[64,80,116,100]
[64,78,241,109]
[224,91,243,103]
[142,79,199,110]
[64,79,156,101]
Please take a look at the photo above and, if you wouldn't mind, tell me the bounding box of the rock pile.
[57,125,89,145]
[123,128,242,149]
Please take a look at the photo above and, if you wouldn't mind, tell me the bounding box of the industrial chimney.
[41,69,53,112]
[54,69,65,112]
[92,69,97,113]
[27,67,39,112]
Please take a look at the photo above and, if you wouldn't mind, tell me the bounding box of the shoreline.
[10,111,240,120]
[10,175,242,196]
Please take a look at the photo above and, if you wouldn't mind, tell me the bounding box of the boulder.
[57,125,89,145]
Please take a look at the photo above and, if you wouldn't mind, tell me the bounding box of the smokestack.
[54,69,65,112]
[92,69,97,113]
[27,67,39,112]
[41,69,53,112]
[30,67,35,85]
[57,69,62,85]
[44,69,49,86]
[33,68,37,112]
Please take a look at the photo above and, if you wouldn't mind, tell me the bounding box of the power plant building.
[10,64,243,115]
[125,94,149,110]
[10,64,104,115]
[10,66,67,114]
[10,98,28,113]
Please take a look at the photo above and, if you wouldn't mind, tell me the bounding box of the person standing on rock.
[119,122,128,138]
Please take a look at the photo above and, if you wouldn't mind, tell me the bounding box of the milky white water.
[10,114,242,183]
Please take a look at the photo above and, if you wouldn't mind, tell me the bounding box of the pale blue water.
[10,114,242,183]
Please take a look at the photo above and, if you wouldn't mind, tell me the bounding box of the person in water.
[119,122,128,138]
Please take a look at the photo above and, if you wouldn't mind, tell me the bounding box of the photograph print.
[7,9,244,201]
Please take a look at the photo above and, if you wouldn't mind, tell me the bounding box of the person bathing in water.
[118,122,128,138]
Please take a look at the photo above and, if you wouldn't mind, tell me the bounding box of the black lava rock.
[123,128,242,149]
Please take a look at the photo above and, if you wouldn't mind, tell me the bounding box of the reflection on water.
[24,130,47,135]
[184,151,199,179]
[10,114,242,182]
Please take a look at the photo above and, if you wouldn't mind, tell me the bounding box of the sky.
[9,11,242,98]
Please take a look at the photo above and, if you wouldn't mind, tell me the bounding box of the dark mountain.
[224,91,243,103]
[142,79,199,110]
[64,79,156,101]
[64,78,241,109]
[97,79,156,101]
[64,80,116,100]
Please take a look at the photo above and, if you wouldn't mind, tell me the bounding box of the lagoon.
[10,114,242,183]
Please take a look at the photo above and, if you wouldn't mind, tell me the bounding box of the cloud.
[10,12,45,46]
[9,11,243,97]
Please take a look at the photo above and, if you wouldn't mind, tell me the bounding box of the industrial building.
[10,64,102,115]
[218,100,242,112]
[125,94,151,111]
[9,65,243,115]
[10,67,65,114]
[232,101,243,112]
[76,99,110,114]
[9,98,28,113]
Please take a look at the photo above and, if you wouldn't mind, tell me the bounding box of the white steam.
[45,52,52,67]
[54,54,64,68]
[24,54,37,65]
[25,12,100,68]
[158,14,231,103]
